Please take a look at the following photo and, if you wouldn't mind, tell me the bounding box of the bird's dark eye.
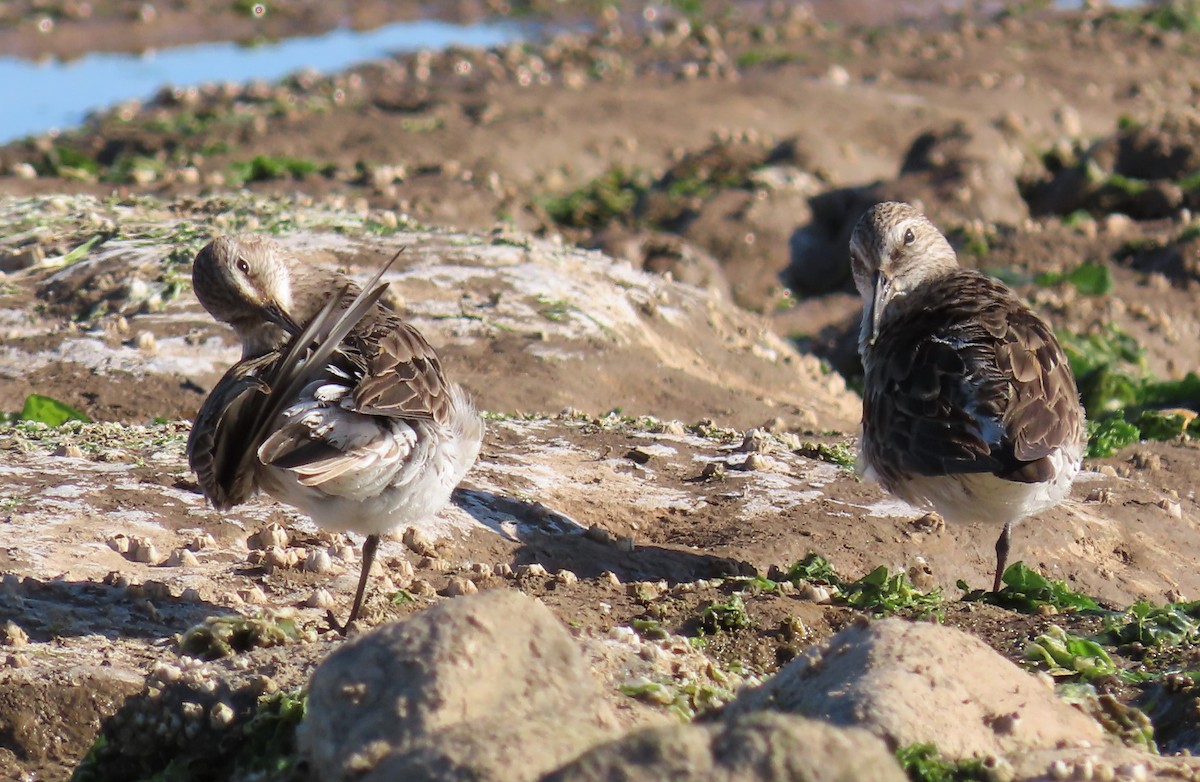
[236,258,250,274]
[903,228,915,245]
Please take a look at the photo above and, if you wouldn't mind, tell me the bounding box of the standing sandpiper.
[850,202,1086,593]
[187,235,484,632]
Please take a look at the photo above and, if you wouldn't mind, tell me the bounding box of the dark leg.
[992,523,1012,593]
[327,534,380,635]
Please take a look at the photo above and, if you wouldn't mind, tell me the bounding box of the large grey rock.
[543,712,906,782]
[298,589,625,782]
[724,618,1107,760]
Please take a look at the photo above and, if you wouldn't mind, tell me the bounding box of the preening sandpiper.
[850,202,1086,592]
[187,235,484,632]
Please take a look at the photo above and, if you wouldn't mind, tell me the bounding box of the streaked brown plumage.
[188,235,484,632]
[850,202,1086,592]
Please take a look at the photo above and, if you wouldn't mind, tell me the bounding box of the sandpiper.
[850,202,1086,592]
[187,235,484,632]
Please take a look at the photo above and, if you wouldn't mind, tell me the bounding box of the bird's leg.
[992,522,1012,593]
[326,533,380,636]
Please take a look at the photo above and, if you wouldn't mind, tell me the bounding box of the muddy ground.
[5,1,1200,780]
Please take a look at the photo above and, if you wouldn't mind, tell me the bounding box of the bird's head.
[192,235,300,355]
[848,201,959,350]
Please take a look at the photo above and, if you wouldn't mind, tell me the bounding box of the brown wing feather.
[187,353,276,510]
[863,271,1084,486]
[352,319,453,424]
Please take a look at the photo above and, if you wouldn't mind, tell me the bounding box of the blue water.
[0,19,527,144]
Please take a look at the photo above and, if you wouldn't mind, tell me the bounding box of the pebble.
[470,562,493,578]
[602,570,622,587]
[108,533,131,554]
[518,563,548,578]
[5,653,30,668]
[555,569,579,585]
[494,563,515,578]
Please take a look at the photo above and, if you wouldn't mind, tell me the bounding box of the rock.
[544,712,906,782]
[723,618,1107,759]
[299,590,623,782]
[785,119,1026,297]
[592,228,730,299]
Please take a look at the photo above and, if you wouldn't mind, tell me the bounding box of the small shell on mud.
[402,527,438,557]
[238,585,268,605]
[1158,499,1182,518]
[54,443,84,459]
[248,524,289,550]
[143,581,172,600]
[419,556,451,573]
[409,579,437,597]
[209,702,235,729]
[584,524,616,545]
[134,331,158,354]
[264,547,300,571]
[1,621,29,647]
[442,577,479,597]
[742,453,768,471]
[1115,764,1147,782]
[305,588,335,609]
[131,538,160,564]
[149,662,182,684]
[658,420,687,436]
[302,549,333,574]
[799,582,832,604]
[250,675,278,695]
[187,533,217,551]
[739,428,770,453]
[166,548,200,568]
